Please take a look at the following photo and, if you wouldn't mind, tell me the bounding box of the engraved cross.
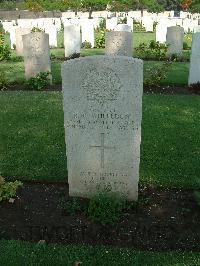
[90,133,115,169]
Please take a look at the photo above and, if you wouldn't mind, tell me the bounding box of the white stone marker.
[81,20,94,48]
[106,17,118,30]
[64,25,81,57]
[44,25,57,47]
[114,24,132,32]
[188,33,200,85]
[22,32,51,80]
[156,23,167,43]
[105,31,133,57]
[194,26,200,33]
[127,17,133,32]
[166,26,184,56]
[61,56,143,200]
[15,28,31,56]
[8,26,18,49]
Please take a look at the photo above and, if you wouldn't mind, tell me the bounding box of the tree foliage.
[189,0,200,13]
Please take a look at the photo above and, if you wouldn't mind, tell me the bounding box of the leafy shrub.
[188,82,200,95]
[87,191,126,225]
[63,198,84,215]
[31,27,44,33]
[153,21,158,31]
[98,18,106,30]
[133,21,146,32]
[118,17,127,24]
[135,40,168,60]
[183,42,189,50]
[26,71,51,90]
[95,30,105,48]
[0,176,23,202]
[193,191,200,207]
[0,22,4,33]
[81,41,92,49]
[11,56,23,62]
[0,71,8,90]
[144,61,172,87]
[0,33,11,61]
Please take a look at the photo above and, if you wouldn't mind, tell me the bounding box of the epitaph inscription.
[62,56,143,200]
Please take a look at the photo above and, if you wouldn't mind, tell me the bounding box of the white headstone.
[44,25,57,47]
[64,25,80,57]
[15,28,31,56]
[22,32,51,81]
[114,24,131,32]
[61,56,143,200]
[166,26,184,56]
[106,17,118,30]
[81,20,94,48]
[105,31,133,56]
[194,25,200,33]
[156,23,167,43]
[8,26,18,49]
[127,17,133,32]
[188,33,200,85]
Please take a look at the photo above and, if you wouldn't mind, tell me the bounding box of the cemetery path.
[0,182,200,251]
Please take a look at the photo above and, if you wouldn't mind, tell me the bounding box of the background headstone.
[22,32,51,81]
[61,56,143,201]
[156,23,167,43]
[166,26,184,56]
[188,33,200,85]
[64,25,81,57]
[44,24,57,47]
[15,28,31,56]
[81,20,94,48]
[114,24,132,32]
[105,31,133,56]
[106,17,118,30]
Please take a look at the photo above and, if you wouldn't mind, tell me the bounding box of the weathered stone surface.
[114,24,132,32]
[105,31,133,56]
[188,33,200,85]
[61,56,143,200]
[64,25,80,57]
[166,26,184,56]
[22,32,51,80]
[15,28,31,56]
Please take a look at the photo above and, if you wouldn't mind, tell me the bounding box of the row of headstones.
[156,19,200,43]
[21,25,199,88]
[5,18,132,52]
[3,15,200,36]
[11,23,132,58]
[21,27,132,79]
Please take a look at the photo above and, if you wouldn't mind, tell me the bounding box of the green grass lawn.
[0,92,199,188]
[6,30,192,49]
[0,240,200,266]
[1,30,199,265]
[0,60,190,86]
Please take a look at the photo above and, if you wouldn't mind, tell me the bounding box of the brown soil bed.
[0,182,200,251]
